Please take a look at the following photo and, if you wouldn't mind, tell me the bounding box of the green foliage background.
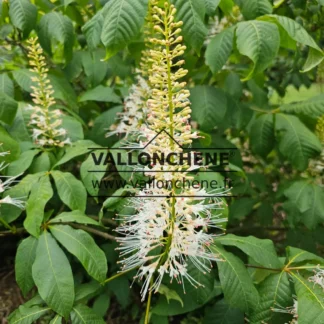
[0,0,324,323]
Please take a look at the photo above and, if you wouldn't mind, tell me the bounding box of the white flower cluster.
[309,266,324,290]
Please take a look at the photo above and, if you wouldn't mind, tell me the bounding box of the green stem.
[144,278,154,324]
[103,267,136,285]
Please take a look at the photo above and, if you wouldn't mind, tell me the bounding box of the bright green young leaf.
[236,20,280,80]
[219,0,234,14]
[101,0,148,58]
[51,171,87,212]
[29,151,53,173]
[190,86,228,131]
[15,236,38,296]
[32,231,74,318]
[7,149,39,176]
[38,12,74,61]
[204,0,221,15]
[212,244,259,313]
[286,247,324,266]
[50,224,107,282]
[205,27,235,74]
[242,0,272,20]
[250,113,275,157]
[0,73,14,96]
[249,272,293,324]
[8,304,50,324]
[216,234,282,268]
[158,284,184,307]
[172,0,208,53]
[0,91,18,125]
[12,69,36,92]
[49,210,100,226]
[275,114,322,171]
[79,86,121,103]
[9,0,37,38]
[292,273,324,324]
[70,304,105,324]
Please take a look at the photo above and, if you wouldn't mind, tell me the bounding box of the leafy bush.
[0,0,324,323]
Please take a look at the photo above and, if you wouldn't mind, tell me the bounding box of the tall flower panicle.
[115,2,229,301]
[27,37,70,147]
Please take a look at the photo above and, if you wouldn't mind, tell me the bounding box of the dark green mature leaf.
[204,0,221,15]
[49,210,100,226]
[24,174,53,237]
[190,86,228,131]
[38,12,74,61]
[82,9,105,50]
[250,113,275,157]
[203,299,244,324]
[49,315,62,324]
[236,20,280,80]
[7,149,39,176]
[15,236,38,296]
[292,273,324,324]
[70,304,105,324]
[51,171,87,212]
[50,225,107,282]
[12,69,36,92]
[0,125,20,163]
[284,181,324,229]
[205,27,235,74]
[216,234,282,268]
[79,86,121,103]
[280,94,324,118]
[0,73,14,96]
[242,0,272,20]
[0,91,18,125]
[260,15,324,71]
[172,0,208,53]
[249,272,293,324]
[275,114,322,170]
[286,247,324,266]
[101,0,148,58]
[8,304,50,324]
[32,231,74,318]
[212,244,259,313]
[9,0,37,37]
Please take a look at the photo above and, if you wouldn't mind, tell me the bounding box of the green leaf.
[204,0,221,15]
[216,234,282,268]
[7,149,39,176]
[24,174,53,237]
[0,125,20,163]
[242,0,272,20]
[49,315,62,324]
[32,231,74,318]
[275,114,322,170]
[49,210,100,226]
[260,15,324,71]
[61,115,84,142]
[205,27,235,74]
[284,181,324,229]
[51,171,87,212]
[249,272,293,324]
[286,247,324,266]
[158,284,184,307]
[8,305,50,324]
[203,299,244,324]
[12,69,35,92]
[79,86,121,103]
[101,0,148,58]
[190,86,228,131]
[38,12,74,61]
[8,104,31,142]
[292,273,324,324]
[54,140,98,167]
[70,304,105,324]
[0,73,14,96]
[80,154,106,197]
[15,236,38,296]
[236,20,280,80]
[280,94,324,118]
[249,113,275,157]
[212,244,259,313]
[9,0,37,37]
[0,91,18,125]
[172,0,208,53]
[29,151,53,173]
[50,225,107,282]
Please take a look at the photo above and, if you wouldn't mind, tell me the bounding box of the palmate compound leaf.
[275,114,322,171]
[171,0,208,53]
[101,0,148,59]
[211,244,259,314]
[32,231,74,318]
[292,273,324,324]
[236,20,280,80]
[249,272,293,324]
[49,224,108,283]
[216,234,282,269]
